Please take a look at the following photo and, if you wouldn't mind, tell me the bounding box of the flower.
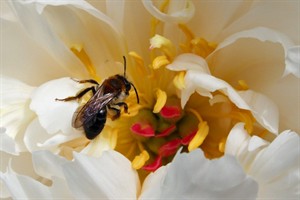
[1,0,299,199]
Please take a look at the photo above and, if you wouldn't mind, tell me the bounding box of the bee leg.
[71,78,99,85]
[114,102,129,113]
[107,105,121,120]
[55,86,96,101]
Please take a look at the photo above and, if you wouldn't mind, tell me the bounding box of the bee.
[56,56,139,140]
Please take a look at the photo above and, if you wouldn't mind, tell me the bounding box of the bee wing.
[72,89,117,129]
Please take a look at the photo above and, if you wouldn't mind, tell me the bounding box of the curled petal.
[212,27,297,77]
[142,0,195,24]
[284,46,300,78]
[167,53,211,74]
[238,90,279,134]
[182,70,250,110]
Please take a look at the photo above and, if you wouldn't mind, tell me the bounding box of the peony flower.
[1,0,299,199]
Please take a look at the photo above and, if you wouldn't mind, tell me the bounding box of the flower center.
[61,17,266,181]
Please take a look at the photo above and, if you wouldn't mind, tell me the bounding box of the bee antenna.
[130,82,140,104]
[123,56,126,77]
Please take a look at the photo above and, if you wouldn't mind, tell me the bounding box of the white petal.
[182,70,250,110]
[23,118,81,152]
[62,151,140,199]
[81,126,117,157]
[167,53,211,74]
[284,46,300,78]
[0,168,72,199]
[225,123,250,157]
[142,0,195,24]
[32,150,68,179]
[30,77,83,135]
[238,90,279,134]
[0,76,36,152]
[0,131,18,155]
[140,149,258,199]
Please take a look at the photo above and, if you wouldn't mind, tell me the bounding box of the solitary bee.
[56,57,139,140]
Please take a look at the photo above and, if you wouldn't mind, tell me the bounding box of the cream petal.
[262,74,300,133]
[30,77,84,135]
[238,90,279,134]
[0,168,72,199]
[220,1,300,43]
[142,0,195,24]
[167,53,211,74]
[62,151,140,199]
[210,27,296,78]
[8,0,125,78]
[1,18,69,85]
[182,70,250,110]
[214,27,293,54]
[189,1,252,41]
[0,76,36,152]
[140,149,258,199]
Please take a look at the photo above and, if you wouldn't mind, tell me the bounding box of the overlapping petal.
[225,123,300,198]
[140,149,258,199]
[0,77,36,153]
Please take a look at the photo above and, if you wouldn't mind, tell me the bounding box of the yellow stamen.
[178,24,195,52]
[173,71,186,90]
[129,51,144,68]
[191,38,217,58]
[230,111,254,134]
[153,89,167,113]
[178,24,195,42]
[237,80,249,90]
[188,121,209,152]
[218,138,226,153]
[150,34,175,59]
[70,45,100,81]
[186,108,203,123]
[152,55,170,69]
[132,150,150,170]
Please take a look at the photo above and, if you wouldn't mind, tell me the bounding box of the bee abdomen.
[84,109,107,140]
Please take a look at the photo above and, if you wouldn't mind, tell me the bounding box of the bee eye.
[125,82,131,91]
